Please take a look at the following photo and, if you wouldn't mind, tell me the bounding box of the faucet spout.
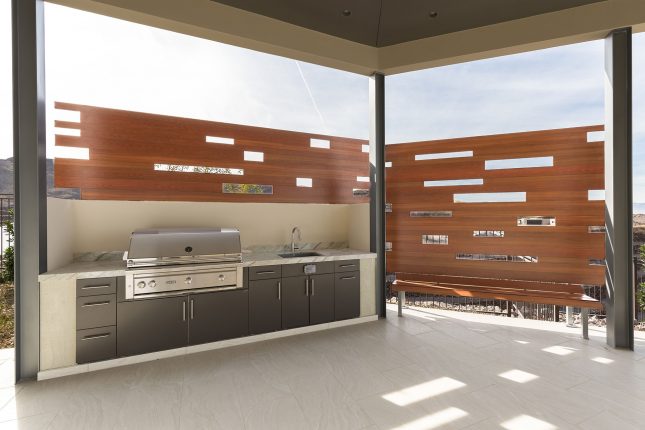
[291,227,302,254]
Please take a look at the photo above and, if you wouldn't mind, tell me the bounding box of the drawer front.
[248,265,282,280]
[77,294,116,330]
[76,326,116,364]
[282,261,334,278]
[334,260,360,273]
[334,271,360,321]
[77,277,117,297]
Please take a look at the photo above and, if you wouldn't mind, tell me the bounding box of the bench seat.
[391,273,603,339]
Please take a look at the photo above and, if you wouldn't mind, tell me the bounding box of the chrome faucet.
[291,227,302,254]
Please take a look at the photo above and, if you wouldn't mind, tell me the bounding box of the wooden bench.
[391,273,603,339]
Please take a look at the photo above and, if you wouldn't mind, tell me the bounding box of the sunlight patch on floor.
[382,377,466,407]
[591,356,614,364]
[498,369,539,383]
[541,345,577,356]
[391,407,469,430]
[501,414,557,430]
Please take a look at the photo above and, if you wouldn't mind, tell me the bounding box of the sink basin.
[278,251,322,258]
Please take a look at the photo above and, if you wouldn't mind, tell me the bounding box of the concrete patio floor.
[0,305,644,429]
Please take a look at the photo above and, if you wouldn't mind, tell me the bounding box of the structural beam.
[369,73,386,318]
[604,27,633,349]
[12,0,47,380]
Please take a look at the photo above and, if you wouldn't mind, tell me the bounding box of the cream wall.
[46,197,75,271]
[348,203,370,252]
[47,198,370,270]
[72,200,352,252]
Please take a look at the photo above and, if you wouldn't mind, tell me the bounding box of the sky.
[0,2,643,203]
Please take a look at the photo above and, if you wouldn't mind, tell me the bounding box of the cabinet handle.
[81,300,111,307]
[256,270,275,275]
[81,284,111,290]
[339,264,356,268]
[341,276,357,280]
[311,278,315,296]
[81,333,111,341]
[278,281,281,300]
[182,301,187,321]
[190,299,194,320]
[306,279,309,296]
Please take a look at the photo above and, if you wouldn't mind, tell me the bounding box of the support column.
[369,73,386,318]
[604,27,633,349]
[12,0,47,380]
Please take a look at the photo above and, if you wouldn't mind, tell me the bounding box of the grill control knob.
[149,280,156,288]
[137,281,146,289]
[185,277,192,284]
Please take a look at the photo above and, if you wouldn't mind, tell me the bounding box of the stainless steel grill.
[124,228,243,300]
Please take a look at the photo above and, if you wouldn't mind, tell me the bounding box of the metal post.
[369,73,386,319]
[398,291,405,317]
[604,28,634,350]
[12,0,48,381]
[566,306,574,327]
[582,308,589,340]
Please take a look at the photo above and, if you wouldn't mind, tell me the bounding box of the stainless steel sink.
[278,251,321,258]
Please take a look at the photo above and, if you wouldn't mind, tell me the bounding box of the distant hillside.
[0,158,79,199]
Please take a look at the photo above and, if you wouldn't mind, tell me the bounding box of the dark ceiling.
[212,0,606,47]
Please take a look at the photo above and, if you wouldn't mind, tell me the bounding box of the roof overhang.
[48,0,645,75]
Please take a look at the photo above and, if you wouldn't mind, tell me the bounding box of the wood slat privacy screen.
[53,102,370,204]
[385,126,605,286]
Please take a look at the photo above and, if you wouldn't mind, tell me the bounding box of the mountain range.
[0,158,79,199]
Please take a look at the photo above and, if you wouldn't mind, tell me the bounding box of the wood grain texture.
[386,125,605,286]
[53,102,369,204]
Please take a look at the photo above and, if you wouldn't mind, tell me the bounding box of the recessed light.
[342,9,352,17]
[429,11,438,18]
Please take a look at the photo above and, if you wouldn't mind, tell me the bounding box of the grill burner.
[124,228,243,300]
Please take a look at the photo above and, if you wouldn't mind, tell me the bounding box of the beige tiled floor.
[1,305,645,429]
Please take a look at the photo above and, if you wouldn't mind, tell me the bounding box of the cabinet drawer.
[77,294,116,330]
[334,271,360,321]
[334,260,360,273]
[282,261,334,277]
[76,326,116,364]
[248,265,282,280]
[77,277,117,297]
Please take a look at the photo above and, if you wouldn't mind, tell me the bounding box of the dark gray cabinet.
[281,276,309,329]
[77,326,116,364]
[309,273,335,325]
[117,296,188,357]
[76,276,119,364]
[188,289,249,345]
[249,278,282,334]
[335,271,360,321]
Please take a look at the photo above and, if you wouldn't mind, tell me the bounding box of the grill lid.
[125,228,241,266]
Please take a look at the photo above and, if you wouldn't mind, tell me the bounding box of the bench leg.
[398,291,405,317]
[566,306,574,327]
[581,308,589,340]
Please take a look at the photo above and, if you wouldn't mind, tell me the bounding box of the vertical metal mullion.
[369,73,386,318]
[604,27,634,349]
[12,0,48,381]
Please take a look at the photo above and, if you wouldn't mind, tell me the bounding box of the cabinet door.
[188,289,249,345]
[117,296,188,357]
[281,276,310,329]
[309,273,334,325]
[334,271,360,321]
[249,279,282,334]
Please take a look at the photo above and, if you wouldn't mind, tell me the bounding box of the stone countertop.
[38,248,376,282]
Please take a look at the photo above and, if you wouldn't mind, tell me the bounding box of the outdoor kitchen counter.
[38,248,377,282]
[38,248,377,373]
